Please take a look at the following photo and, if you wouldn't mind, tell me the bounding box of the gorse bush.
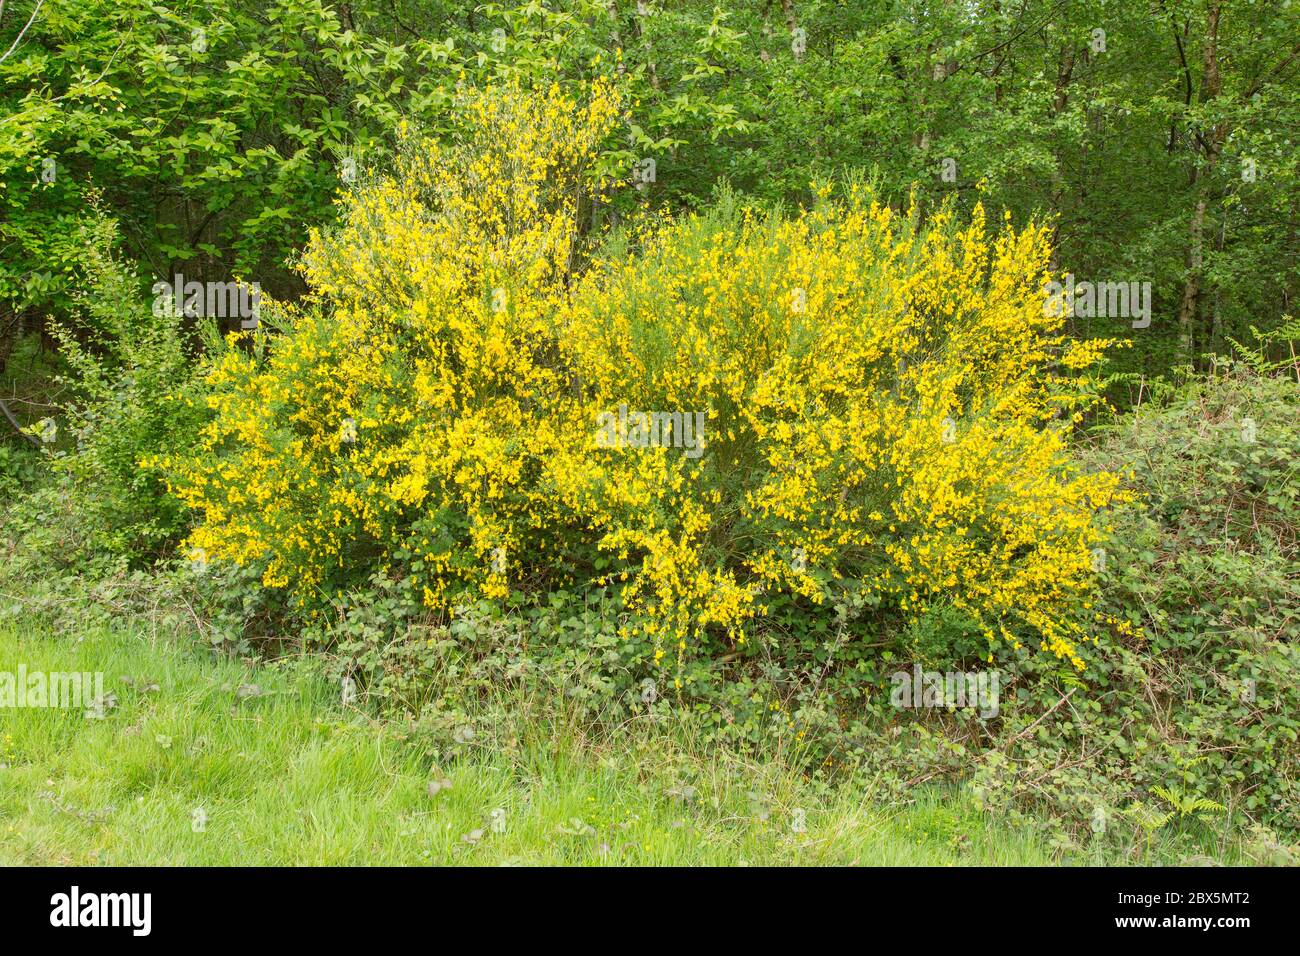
[165,80,621,590]
[161,79,622,595]
[557,190,1127,672]
[164,82,1126,677]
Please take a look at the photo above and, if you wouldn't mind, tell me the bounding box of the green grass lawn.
[0,622,1072,866]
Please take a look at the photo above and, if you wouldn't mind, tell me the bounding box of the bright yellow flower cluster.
[162,82,1126,671]
[161,79,619,604]
[556,188,1127,669]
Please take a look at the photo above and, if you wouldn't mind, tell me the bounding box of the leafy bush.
[164,82,1125,679]
[0,442,39,495]
[41,211,208,560]
[953,365,1300,846]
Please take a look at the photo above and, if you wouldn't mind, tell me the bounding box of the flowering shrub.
[160,79,620,601]
[557,190,1128,671]
[163,82,1126,674]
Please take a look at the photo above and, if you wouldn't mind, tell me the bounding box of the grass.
[0,621,1068,866]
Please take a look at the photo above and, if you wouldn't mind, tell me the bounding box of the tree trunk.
[1177,0,1223,363]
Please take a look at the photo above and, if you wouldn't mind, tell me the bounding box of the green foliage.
[40,211,207,559]
[2,0,433,314]
[0,440,39,494]
[4,1,1297,387]
[1228,315,1300,376]
[962,366,1300,847]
